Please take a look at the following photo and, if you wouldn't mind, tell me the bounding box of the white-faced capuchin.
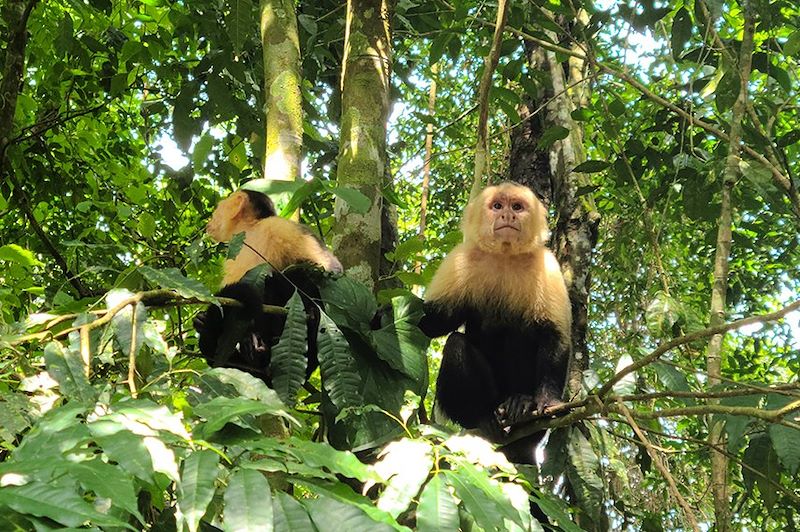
[194,189,342,385]
[418,182,571,464]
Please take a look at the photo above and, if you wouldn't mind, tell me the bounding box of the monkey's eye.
[492,201,503,210]
[511,202,524,211]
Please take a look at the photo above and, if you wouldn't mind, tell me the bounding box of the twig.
[618,400,701,531]
[469,0,510,200]
[9,290,287,346]
[598,300,800,397]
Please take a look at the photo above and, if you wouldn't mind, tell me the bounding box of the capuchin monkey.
[194,189,342,385]
[418,182,571,464]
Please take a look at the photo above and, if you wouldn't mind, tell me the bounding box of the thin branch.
[598,299,800,397]
[8,169,91,298]
[9,290,287,346]
[618,401,701,531]
[469,0,510,199]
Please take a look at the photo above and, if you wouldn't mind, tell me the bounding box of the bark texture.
[331,0,392,291]
[706,4,756,529]
[259,0,303,185]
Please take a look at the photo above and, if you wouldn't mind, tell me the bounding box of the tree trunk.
[259,0,303,216]
[331,0,392,291]
[706,3,755,529]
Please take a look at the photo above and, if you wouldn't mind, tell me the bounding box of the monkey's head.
[206,190,276,242]
[462,182,549,254]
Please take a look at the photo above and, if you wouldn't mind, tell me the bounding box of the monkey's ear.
[228,192,248,220]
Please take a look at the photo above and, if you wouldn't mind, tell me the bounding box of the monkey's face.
[205,192,245,242]
[464,183,548,254]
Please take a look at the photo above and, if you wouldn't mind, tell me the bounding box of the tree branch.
[469,0,509,199]
[618,401,700,531]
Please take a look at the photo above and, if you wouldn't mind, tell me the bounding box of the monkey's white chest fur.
[426,244,571,334]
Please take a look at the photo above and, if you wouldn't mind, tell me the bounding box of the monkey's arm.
[418,301,467,338]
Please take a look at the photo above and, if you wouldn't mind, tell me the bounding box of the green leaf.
[106,289,147,363]
[776,129,800,148]
[742,434,780,509]
[178,450,221,532]
[227,231,247,260]
[375,439,433,517]
[369,296,429,388]
[193,133,214,168]
[390,237,425,261]
[715,71,740,112]
[671,7,692,59]
[0,244,43,267]
[612,354,636,396]
[173,82,197,151]
[296,481,405,532]
[331,186,372,214]
[89,425,154,482]
[43,342,95,404]
[318,275,378,328]
[653,363,693,404]
[250,436,374,482]
[317,313,362,410]
[64,458,142,521]
[273,491,315,532]
[271,291,309,405]
[137,211,156,238]
[537,125,570,150]
[565,427,603,522]
[529,491,582,532]
[767,395,800,474]
[140,266,215,301]
[645,291,681,336]
[572,160,610,173]
[444,466,507,532]
[719,393,761,451]
[417,474,459,532]
[194,396,293,439]
[226,0,253,52]
[224,468,273,532]
[0,481,132,529]
[785,30,800,56]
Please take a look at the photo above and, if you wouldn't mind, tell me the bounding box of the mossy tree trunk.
[259,0,303,193]
[331,0,392,291]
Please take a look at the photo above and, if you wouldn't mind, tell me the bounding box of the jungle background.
[1,0,799,529]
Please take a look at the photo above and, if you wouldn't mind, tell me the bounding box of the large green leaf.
[565,427,604,523]
[766,394,800,475]
[374,439,433,517]
[416,474,459,532]
[271,291,309,405]
[43,341,94,404]
[63,458,142,522]
[224,468,273,532]
[178,450,221,532]
[742,434,780,509]
[317,313,362,410]
[273,491,315,532]
[671,7,692,59]
[140,266,214,301]
[295,480,407,532]
[0,481,132,529]
[225,0,253,53]
[194,396,293,439]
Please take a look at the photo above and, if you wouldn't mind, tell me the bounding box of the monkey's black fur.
[419,302,568,464]
[194,265,323,384]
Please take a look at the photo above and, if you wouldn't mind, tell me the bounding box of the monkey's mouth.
[494,225,520,233]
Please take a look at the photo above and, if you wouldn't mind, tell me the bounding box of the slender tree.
[259,0,303,214]
[331,0,392,290]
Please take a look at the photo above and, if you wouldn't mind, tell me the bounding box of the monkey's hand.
[494,394,537,431]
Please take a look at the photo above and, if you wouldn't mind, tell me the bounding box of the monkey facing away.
[194,189,342,387]
[418,182,571,463]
